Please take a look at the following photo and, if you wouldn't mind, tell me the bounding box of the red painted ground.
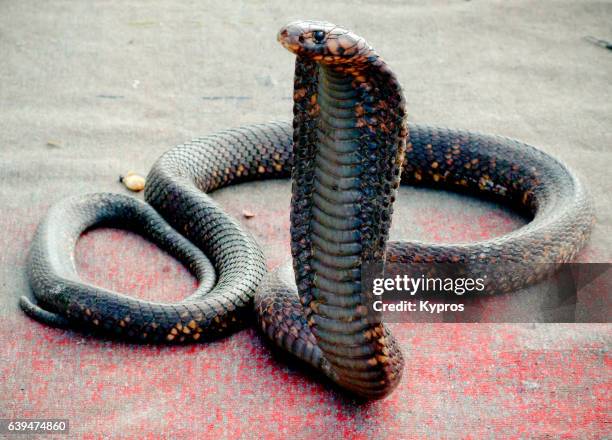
[1,183,609,439]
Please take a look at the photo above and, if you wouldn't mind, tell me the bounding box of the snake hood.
[277,20,409,398]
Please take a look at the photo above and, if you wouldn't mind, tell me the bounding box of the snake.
[21,20,594,399]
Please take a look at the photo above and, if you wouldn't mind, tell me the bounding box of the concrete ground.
[1,0,610,438]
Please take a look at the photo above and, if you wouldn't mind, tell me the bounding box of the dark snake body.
[22,21,594,399]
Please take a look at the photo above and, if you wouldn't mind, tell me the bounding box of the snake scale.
[21,21,594,399]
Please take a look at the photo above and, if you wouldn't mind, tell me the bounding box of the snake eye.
[313,30,326,43]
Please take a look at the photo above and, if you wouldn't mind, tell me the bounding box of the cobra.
[21,20,593,399]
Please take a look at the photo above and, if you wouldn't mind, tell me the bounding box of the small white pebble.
[120,171,145,192]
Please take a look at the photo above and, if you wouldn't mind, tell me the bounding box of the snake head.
[278,20,375,66]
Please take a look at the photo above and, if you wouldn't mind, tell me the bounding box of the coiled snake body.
[21,21,594,399]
